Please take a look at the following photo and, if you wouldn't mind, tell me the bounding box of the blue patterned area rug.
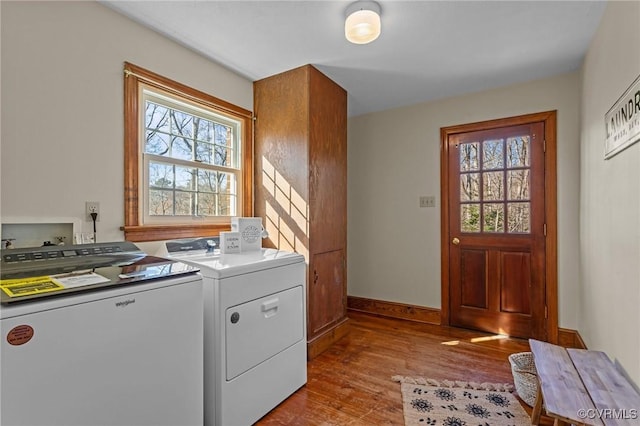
[392,376,530,426]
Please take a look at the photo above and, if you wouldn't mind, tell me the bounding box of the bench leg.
[530,381,543,425]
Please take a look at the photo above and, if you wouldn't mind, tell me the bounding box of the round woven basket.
[508,351,538,406]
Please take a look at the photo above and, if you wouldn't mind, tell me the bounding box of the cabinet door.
[309,249,345,337]
[308,66,347,254]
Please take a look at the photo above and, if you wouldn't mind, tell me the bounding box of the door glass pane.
[483,171,504,201]
[456,131,535,235]
[483,204,504,232]
[507,136,530,167]
[507,170,530,200]
[461,204,481,232]
[508,202,531,233]
[482,139,504,170]
[460,142,479,171]
[460,173,480,201]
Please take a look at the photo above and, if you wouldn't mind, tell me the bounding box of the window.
[123,63,252,242]
[459,135,531,234]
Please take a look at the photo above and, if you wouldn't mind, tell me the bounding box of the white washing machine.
[165,238,307,426]
[0,242,203,426]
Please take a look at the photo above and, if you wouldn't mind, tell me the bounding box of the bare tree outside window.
[459,136,531,234]
[144,97,238,219]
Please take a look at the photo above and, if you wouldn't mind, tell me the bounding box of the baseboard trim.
[348,296,586,348]
[307,318,350,360]
[558,327,587,349]
[347,296,441,325]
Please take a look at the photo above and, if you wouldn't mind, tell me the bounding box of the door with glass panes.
[444,119,547,340]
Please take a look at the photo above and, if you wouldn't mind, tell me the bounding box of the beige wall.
[3,0,637,386]
[579,1,640,385]
[0,1,252,244]
[348,72,582,330]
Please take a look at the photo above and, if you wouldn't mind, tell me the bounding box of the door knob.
[452,237,460,245]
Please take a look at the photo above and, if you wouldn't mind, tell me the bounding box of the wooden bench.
[529,339,640,426]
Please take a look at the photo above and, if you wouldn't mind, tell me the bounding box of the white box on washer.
[219,231,241,254]
[230,217,263,252]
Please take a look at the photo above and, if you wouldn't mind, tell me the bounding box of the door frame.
[440,110,558,343]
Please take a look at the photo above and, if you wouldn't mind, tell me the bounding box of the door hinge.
[543,223,547,236]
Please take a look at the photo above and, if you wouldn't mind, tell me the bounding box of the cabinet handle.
[313,270,319,284]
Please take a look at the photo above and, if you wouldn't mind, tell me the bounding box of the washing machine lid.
[1,242,199,305]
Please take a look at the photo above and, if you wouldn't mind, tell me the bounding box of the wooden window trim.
[122,62,253,242]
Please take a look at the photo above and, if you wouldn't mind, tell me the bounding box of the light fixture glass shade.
[345,1,381,44]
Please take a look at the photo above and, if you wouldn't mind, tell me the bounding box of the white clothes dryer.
[165,239,307,426]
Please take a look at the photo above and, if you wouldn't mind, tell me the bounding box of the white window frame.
[140,86,243,225]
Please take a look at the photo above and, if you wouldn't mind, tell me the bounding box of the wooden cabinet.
[254,65,348,359]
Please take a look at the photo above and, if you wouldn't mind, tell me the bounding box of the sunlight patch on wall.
[275,170,291,214]
[290,187,309,236]
[262,156,309,260]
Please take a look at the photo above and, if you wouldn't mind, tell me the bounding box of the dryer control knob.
[230,312,240,324]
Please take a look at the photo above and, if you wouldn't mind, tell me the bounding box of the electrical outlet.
[86,201,100,221]
[419,196,436,208]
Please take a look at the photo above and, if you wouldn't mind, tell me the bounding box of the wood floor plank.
[257,311,553,425]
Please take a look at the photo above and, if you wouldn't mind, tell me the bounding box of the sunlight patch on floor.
[441,334,509,346]
[470,334,509,343]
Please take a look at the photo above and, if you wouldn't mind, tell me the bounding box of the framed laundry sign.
[605,74,640,159]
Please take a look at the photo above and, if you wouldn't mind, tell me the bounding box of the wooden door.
[443,117,549,340]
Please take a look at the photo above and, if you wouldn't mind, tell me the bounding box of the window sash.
[139,83,242,225]
[142,155,239,224]
[143,89,241,168]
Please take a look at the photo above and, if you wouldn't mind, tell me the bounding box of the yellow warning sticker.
[0,276,65,298]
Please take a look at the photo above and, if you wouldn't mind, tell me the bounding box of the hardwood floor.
[258,311,552,425]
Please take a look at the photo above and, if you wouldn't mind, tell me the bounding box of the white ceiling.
[101,0,607,117]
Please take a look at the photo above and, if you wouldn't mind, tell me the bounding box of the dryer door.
[225,285,304,380]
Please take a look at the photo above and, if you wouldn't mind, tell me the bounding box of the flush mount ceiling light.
[345,1,381,45]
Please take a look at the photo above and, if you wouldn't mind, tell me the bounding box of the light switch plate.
[419,196,436,208]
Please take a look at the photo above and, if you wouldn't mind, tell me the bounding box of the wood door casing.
[440,111,558,342]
